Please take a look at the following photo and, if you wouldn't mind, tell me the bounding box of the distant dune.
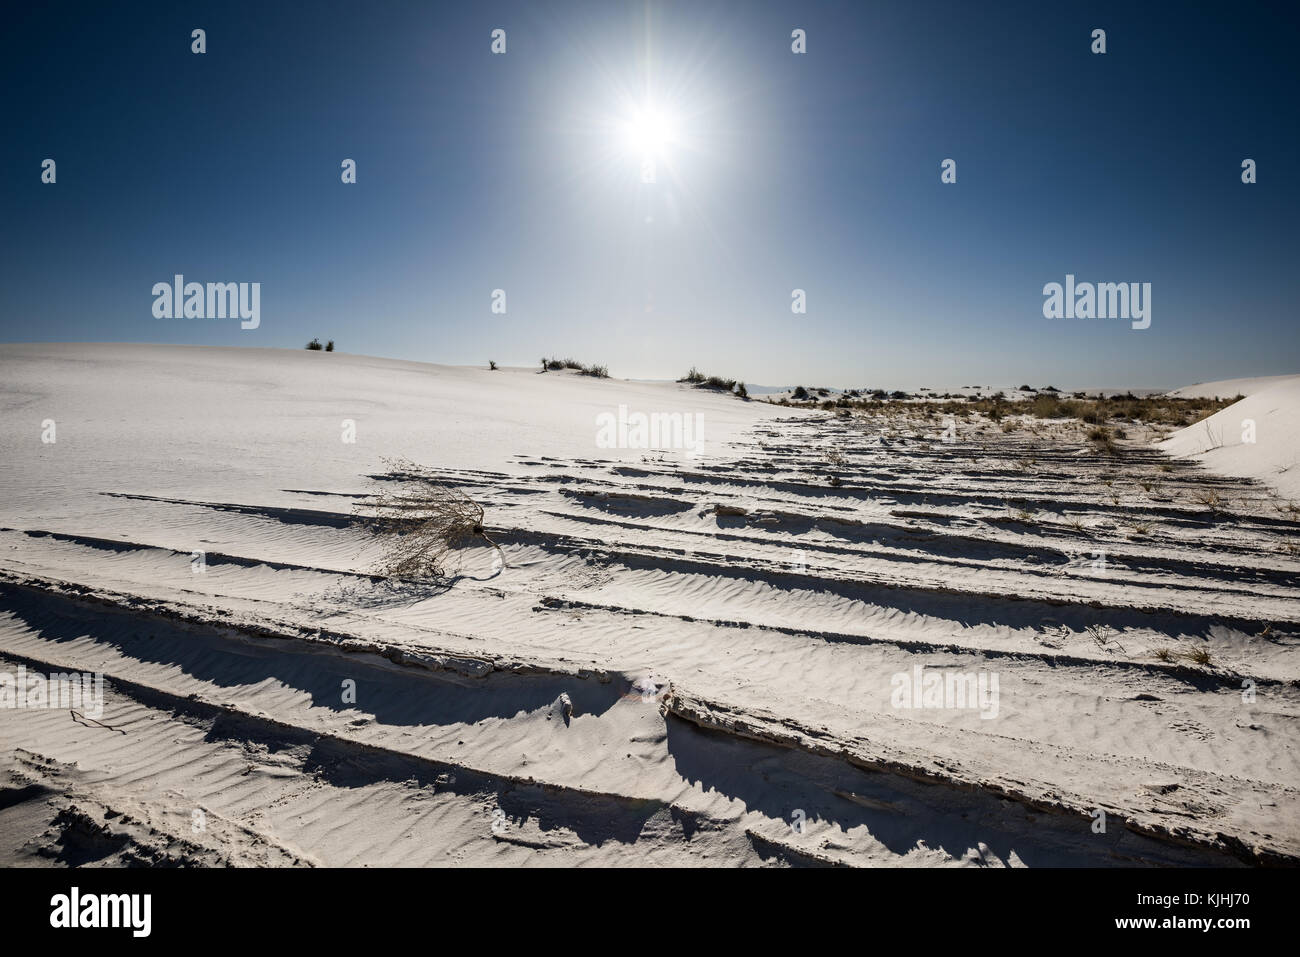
[1163,374,1298,400]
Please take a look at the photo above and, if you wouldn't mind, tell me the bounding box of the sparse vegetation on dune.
[767,389,1239,428]
[680,367,747,397]
[540,357,608,377]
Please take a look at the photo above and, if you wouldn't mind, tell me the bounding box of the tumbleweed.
[357,459,507,579]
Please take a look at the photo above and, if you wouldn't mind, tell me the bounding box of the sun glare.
[621,106,678,156]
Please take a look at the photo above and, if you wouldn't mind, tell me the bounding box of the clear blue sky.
[2,0,1296,389]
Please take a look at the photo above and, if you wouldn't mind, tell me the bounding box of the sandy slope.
[1159,375,1300,501]
[1,344,1298,867]
[1164,375,1297,400]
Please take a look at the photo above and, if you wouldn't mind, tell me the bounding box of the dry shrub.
[358,459,506,578]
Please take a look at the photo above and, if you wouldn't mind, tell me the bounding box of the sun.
[621,106,679,157]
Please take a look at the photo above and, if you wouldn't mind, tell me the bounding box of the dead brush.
[1084,624,1126,653]
[357,459,506,578]
[1194,490,1225,511]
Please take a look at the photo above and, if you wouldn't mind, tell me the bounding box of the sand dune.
[1163,375,1296,400]
[2,344,1297,867]
[1160,375,1300,500]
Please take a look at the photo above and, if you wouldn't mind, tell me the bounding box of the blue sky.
[2,0,1296,389]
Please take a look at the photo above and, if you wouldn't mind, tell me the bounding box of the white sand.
[1163,374,1296,399]
[1159,375,1300,501]
[2,343,1297,867]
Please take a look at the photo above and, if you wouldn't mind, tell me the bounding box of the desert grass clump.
[1086,426,1118,455]
[541,357,607,377]
[1194,490,1225,511]
[680,368,745,395]
[701,374,737,391]
[359,460,506,578]
[1186,647,1214,666]
[306,338,323,350]
[1084,624,1125,652]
